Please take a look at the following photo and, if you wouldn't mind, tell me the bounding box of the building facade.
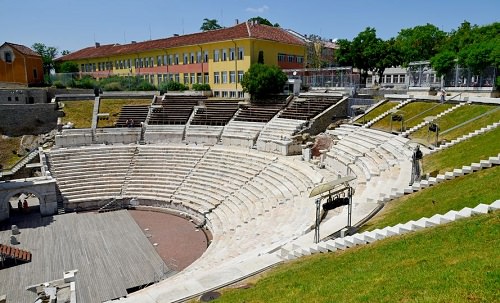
[57,21,306,97]
[0,42,43,86]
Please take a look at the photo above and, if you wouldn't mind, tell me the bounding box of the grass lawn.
[61,100,94,128]
[98,99,151,127]
[423,127,500,175]
[410,104,500,143]
[355,101,398,124]
[216,210,499,303]
[371,102,453,132]
[361,166,500,231]
[0,136,22,169]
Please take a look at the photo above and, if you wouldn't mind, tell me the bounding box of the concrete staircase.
[399,101,469,137]
[404,154,500,194]
[361,99,413,128]
[276,200,500,260]
[0,149,39,178]
[426,121,500,155]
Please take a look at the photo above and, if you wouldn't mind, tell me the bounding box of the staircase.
[277,200,499,260]
[55,186,65,214]
[402,154,500,194]
[362,99,413,128]
[399,101,470,137]
[0,149,39,178]
[97,198,123,213]
[426,121,500,154]
[120,146,140,197]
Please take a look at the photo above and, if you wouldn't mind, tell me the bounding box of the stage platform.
[0,210,171,303]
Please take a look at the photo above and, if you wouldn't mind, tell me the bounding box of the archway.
[8,191,41,217]
[0,178,57,221]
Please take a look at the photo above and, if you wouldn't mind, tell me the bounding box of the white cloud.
[246,5,269,13]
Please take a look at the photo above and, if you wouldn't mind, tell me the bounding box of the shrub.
[192,83,211,91]
[160,81,188,92]
[53,81,66,89]
[136,80,156,91]
[72,75,96,89]
[103,82,123,91]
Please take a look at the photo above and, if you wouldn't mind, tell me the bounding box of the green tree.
[373,38,402,84]
[395,24,446,66]
[248,17,279,27]
[241,63,288,100]
[32,43,58,81]
[200,18,222,31]
[61,50,71,56]
[430,50,456,77]
[59,61,79,73]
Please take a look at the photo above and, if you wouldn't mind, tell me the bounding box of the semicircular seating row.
[47,144,324,270]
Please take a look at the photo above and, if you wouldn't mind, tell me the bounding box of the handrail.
[404,92,462,124]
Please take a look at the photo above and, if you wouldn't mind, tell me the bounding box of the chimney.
[131,41,137,44]
[173,34,179,37]
[95,42,100,48]
[235,19,239,25]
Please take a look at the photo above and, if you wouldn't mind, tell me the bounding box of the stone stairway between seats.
[276,200,499,260]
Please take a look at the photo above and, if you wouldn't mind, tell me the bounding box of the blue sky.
[1,0,498,54]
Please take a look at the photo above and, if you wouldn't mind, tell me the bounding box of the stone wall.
[307,97,348,135]
[0,88,48,104]
[0,103,62,136]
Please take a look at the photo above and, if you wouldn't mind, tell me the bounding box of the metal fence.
[443,66,496,88]
[284,67,360,88]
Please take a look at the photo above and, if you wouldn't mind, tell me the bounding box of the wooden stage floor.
[0,210,170,303]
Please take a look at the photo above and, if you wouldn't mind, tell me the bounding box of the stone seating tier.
[115,105,150,127]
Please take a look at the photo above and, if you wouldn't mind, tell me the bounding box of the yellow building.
[57,21,306,97]
[0,42,43,86]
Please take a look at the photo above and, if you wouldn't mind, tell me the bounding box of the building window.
[4,52,12,63]
[213,50,219,62]
[7,97,11,101]
[278,53,285,62]
[183,73,189,84]
[229,48,235,61]
[214,72,220,84]
[222,49,227,61]
[400,75,406,83]
[81,64,85,71]
[174,54,179,65]
[214,91,220,97]
[197,52,202,63]
[288,55,294,62]
[183,53,188,64]
[230,91,236,98]
[238,47,244,60]
[150,57,154,67]
[145,58,149,68]
[190,52,195,64]
[222,91,228,98]
[140,58,144,68]
[204,51,209,63]
[238,91,244,98]
[297,56,304,64]
[174,74,180,82]
[204,72,209,84]
[197,73,202,84]
[238,70,244,83]
[229,71,235,83]
[157,56,162,66]
[221,71,228,83]
[190,73,195,84]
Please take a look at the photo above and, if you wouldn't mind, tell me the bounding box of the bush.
[136,80,156,91]
[72,75,96,89]
[160,81,188,92]
[53,80,66,89]
[192,83,211,91]
[103,82,123,91]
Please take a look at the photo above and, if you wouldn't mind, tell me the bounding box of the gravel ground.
[129,210,209,271]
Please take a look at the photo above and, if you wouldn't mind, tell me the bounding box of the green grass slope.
[362,166,499,231]
[371,102,453,132]
[61,100,94,128]
[355,101,398,124]
[410,104,500,143]
[216,210,499,303]
[423,127,500,175]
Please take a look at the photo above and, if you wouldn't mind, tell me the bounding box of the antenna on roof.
[149,24,152,40]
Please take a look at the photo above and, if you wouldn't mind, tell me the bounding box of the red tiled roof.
[57,22,305,61]
[3,42,41,57]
